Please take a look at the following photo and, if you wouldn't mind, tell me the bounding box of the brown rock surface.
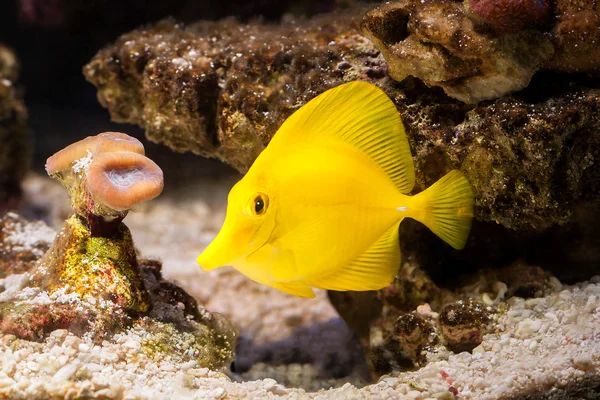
[361,1,555,104]
[0,43,30,212]
[548,0,600,73]
[362,0,599,103]
[84,8,600,230]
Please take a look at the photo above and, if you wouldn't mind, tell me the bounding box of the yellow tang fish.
[197,81,474,298]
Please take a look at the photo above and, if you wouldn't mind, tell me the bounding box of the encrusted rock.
[361,297,496,376]
[362,0,599,103]
[30,214,150,313]
[0,132,237,365]
[0,214,236,368]
[439,299,494,353]
[391,312,437,367]
[547,1,600,73]
[85,7,600,231]
[0,43,30,212]
[361,1,554,104]
[496,261,548,299]
[83,6,379,173]
[465,0,552,34]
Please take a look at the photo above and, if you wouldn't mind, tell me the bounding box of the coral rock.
[0,303,92,342]
[0,44,31,212]
[439,299,494,353]
[83,7,377,172]
[85,6,600,231]
[362,0,600,102]
[496,261,548,299]
[30,214,150,313]
[465,0,552,34]
[0,214,237,369]
[361,1,555,104]
[391,311,437,367]
[548,2,600,73]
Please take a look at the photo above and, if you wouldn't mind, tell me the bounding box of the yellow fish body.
[197,81,474,298]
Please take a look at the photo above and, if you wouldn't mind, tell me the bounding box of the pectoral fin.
[307,223,401,292]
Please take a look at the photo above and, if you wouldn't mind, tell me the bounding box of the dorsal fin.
[268,81,415,194]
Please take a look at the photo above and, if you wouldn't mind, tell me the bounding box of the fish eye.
[248,192,269,217]
[255,197,264,214]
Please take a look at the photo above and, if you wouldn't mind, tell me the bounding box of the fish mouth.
[197,218,275,272]
[196,231,238,271]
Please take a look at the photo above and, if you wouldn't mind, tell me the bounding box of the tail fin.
[409,170,474,250]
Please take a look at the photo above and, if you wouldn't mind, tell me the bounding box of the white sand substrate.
[1,275,598,399]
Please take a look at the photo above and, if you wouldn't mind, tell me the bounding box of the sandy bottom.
[1,173,599,399]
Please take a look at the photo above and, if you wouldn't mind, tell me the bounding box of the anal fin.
[307,223,401,292]
[273,282,316,298]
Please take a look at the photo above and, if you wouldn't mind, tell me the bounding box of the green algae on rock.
[30,214,149,313]
[0,43,31,213]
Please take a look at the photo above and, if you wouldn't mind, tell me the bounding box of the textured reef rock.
[0,212,236,369]
[464,0,553,34]
[0,43,30,213]
[361,1,554,103]
[362,0,600,103]
[83,6,376,173]
[84,5,600,231]
[29,214,150,315]
[547,0,600,73]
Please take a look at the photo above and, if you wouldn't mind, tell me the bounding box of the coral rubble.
[84,6,600,231]
[0,43,30,213]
